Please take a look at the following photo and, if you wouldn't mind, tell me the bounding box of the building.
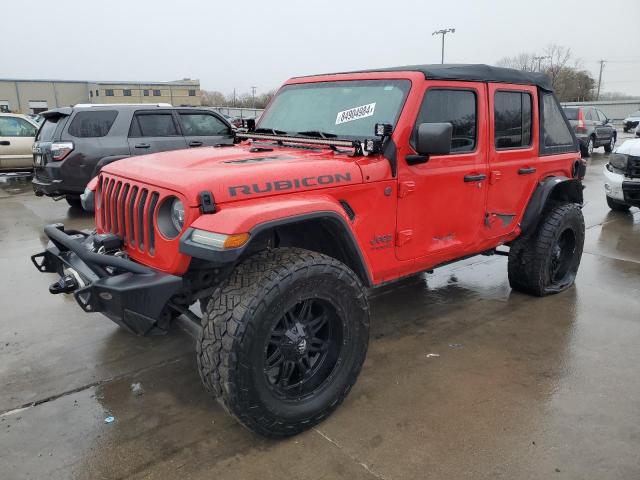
[0,78,201,114]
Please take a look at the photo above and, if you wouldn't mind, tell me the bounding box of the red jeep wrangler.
[32,64,586,437]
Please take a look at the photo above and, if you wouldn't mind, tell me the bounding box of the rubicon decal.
[229,172,352,197]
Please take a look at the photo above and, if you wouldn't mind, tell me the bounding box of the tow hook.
[49,274,79,294]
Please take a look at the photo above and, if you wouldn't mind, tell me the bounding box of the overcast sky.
[2,0,639,96]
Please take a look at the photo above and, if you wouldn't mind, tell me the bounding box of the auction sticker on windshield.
[335,103,376,125]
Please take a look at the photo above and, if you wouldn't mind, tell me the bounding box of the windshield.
[258,80,411,139]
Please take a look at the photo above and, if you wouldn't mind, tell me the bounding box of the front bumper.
[31,224,183,335]
[603,165,640,207]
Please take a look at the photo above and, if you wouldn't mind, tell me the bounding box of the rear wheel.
[508,203,585,296]
[65,196,82,208]
[604,135,615,153]
[197,248,369,437]
[606,195,631,212]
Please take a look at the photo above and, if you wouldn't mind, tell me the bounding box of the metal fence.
[561,100,640,121]
[205,107,264,119]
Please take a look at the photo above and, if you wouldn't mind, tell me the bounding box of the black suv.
[562,106,616,158]
[32,104,234,208]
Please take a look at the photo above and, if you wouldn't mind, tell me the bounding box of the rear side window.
[179,113,229,136]
[413,89,477,153]
[540,92,576,155]
[36,117,61,141]
[129,113,179,137]
[494,91,532,149]
[68,110,118,138]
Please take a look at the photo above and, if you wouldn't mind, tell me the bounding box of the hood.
[103,144,363,206]
[614,138,640,156]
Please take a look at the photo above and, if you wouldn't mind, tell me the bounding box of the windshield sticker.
[335,103,376,125]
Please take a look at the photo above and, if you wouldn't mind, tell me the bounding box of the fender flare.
[91,155,130,178]
[180,201,373,286]
[520,176,584,236]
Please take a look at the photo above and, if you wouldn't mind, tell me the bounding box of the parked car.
[622,111,640,133]
[28,113,45,125]
[635,123,640,137]
[0,113,39,171]
[604,138,640,211]
[33,64,586,437]
[563,106,616,157]
[32,104,234,208]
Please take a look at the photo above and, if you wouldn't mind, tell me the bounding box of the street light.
[532,55,550,72]
[432,28,455,64]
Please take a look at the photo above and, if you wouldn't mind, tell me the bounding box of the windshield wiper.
[296,130,338,139]
[254,127,288,135]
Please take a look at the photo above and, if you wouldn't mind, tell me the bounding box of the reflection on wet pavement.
[1,146,639,480]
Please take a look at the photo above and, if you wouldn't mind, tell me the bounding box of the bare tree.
[496,52,538,72]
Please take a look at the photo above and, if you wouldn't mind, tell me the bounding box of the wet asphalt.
[0,136,639,480]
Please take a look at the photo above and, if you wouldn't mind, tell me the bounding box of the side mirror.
[416,122,452,155]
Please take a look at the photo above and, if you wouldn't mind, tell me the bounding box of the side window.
[105,89,114,97]
[540,92,575,154]
[413,89,476,153]
[68,110,118,138]
[0,117,37,137]
[494,91,532,149]
[129,113,179,137]
[179,113,230,136]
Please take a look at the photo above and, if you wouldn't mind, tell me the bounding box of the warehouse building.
[0,78,201,114]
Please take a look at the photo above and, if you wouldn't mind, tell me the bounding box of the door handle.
[189,141,203,147]
[464,173,487,182]
[518,167,537,175]
[134,143,150,149]
[0,140,10,146]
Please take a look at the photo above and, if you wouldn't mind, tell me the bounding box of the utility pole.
[596,60,606,100]
[532,55,550,72]
[233,88,236,107]
[251,86,257,109]
[432,28,455,64]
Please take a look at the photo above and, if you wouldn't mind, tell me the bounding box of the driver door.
[395,82,488,264]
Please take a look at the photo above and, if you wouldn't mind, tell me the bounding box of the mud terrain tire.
[197,248,369,437]
[508,203,585,296]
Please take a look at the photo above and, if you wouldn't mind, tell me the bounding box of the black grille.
[99,176,160,256]
[627,156,640,179]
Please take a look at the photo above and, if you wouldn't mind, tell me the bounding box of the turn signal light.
[223,233,250,249]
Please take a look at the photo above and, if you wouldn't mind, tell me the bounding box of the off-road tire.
[197,248,369,437]
[604,135,615,153]
[606,196,631,212]
[65,196,82,208]
[508,203,585,296]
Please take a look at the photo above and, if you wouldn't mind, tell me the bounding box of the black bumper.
[32,224,183,335]
[32,168,84,197]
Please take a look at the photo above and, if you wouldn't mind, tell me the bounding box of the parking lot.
[0,133,638,479]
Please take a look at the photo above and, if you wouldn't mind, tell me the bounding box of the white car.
[604,138,640,211]
[0,113,39,171]
[635,123,640,137]
[623,110,640,133]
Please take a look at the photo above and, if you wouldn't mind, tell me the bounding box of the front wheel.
[508,203,585,296]
[606,196,631,212]
[197,248,369,437]
[604,135,615,153]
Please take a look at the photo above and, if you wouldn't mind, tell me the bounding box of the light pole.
[532,55,550,72]
[251,86,257,109]
[596,60,606,100]
[432,28,455,64]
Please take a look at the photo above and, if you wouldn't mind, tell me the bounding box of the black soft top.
[306,64,553,91]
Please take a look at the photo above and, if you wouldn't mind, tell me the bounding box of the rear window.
[540,93,576,155]
[129,113,179,137]
[68,110,118,138]
[36,117,61,141]
[563,108,578,120]
[494,91,532,149]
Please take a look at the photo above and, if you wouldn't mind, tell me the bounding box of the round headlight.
[171,198,185,231]
[157,196,184,240]
[609,153,628,171]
